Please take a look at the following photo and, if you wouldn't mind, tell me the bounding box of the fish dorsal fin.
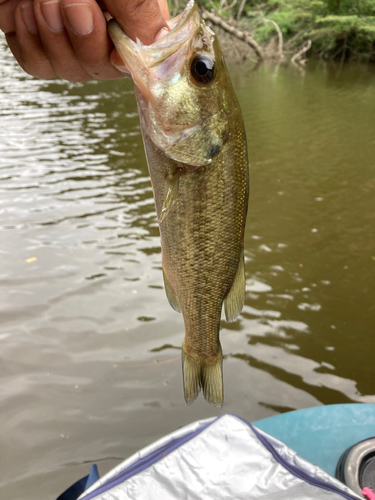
[224,250,246,322]
[163,268,182,313]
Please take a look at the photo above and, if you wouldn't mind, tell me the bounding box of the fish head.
[108,0,235,167]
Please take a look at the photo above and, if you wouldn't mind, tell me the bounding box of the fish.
[108,0,249,407]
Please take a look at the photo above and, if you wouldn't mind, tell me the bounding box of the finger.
[157,0,169,21]
[5,32,23,69]
[0,0,21,34]
[102,0,169,45]
[110,46,128,72]
[11,0,57,78]
[33,0,92,81]
[60,0,124,79]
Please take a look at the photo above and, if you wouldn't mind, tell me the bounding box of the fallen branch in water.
[201,9,264,61]
[291,39,312,65]
[201,8,314,65]
[265,18,284,60]
[249,11,284,61]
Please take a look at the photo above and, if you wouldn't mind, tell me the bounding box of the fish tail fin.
[201,353,223,407]
[182,345,223,407]
[182,348,201,406]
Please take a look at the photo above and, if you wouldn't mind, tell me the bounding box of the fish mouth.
[108,0,201,98]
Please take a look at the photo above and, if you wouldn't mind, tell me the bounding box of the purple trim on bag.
[245,418,359,500]
[81,419,215,500]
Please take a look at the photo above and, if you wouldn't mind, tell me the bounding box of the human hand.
[1,0,170,81]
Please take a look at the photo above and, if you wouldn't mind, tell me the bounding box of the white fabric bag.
[79,414,362,500]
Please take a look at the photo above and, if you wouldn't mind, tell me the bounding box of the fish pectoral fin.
[224,250,246,322]
[159,169,180,224]
[182,345,223,407]
[163,268,182,313]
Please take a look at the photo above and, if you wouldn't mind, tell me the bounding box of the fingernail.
[20,2,38,35]
[40,0,64,33]
[110,49,130,75]
[112,63,130,76]
[64,3,93,36]
[103,11,112,22]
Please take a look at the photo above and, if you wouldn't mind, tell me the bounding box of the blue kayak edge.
[57,403,375,499]
[253,403,375,477]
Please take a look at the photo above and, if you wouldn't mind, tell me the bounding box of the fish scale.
[109,0,249,406]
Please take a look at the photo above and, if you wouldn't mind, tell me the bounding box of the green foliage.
[244,0,375,58]
[195,0,375,58]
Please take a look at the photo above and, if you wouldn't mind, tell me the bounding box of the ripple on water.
[1,37,375,500]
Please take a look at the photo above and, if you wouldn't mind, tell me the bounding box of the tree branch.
[203,0,221,17]
[291,39,312,64]
[236,0,247,22]
[264,18,284,59]
[248,11,284,60]
[201,9,264,61]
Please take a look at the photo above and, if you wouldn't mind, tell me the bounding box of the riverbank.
[193,0,375,64]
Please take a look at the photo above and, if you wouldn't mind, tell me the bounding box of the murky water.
[1,35,374,499]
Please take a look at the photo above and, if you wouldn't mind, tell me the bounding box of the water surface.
[0,38,374,499]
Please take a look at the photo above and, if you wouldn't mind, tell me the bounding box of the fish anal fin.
[224,250,246,322]
[163,268,182,313]
[182,345,223,407]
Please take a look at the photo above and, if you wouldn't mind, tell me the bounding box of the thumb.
[103,0,170,45]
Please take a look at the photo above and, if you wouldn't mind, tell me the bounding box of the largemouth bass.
[109,0,249,407]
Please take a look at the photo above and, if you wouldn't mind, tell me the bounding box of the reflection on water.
[0,36,375,499]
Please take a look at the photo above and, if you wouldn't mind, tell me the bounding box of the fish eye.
[190,55,215,84]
